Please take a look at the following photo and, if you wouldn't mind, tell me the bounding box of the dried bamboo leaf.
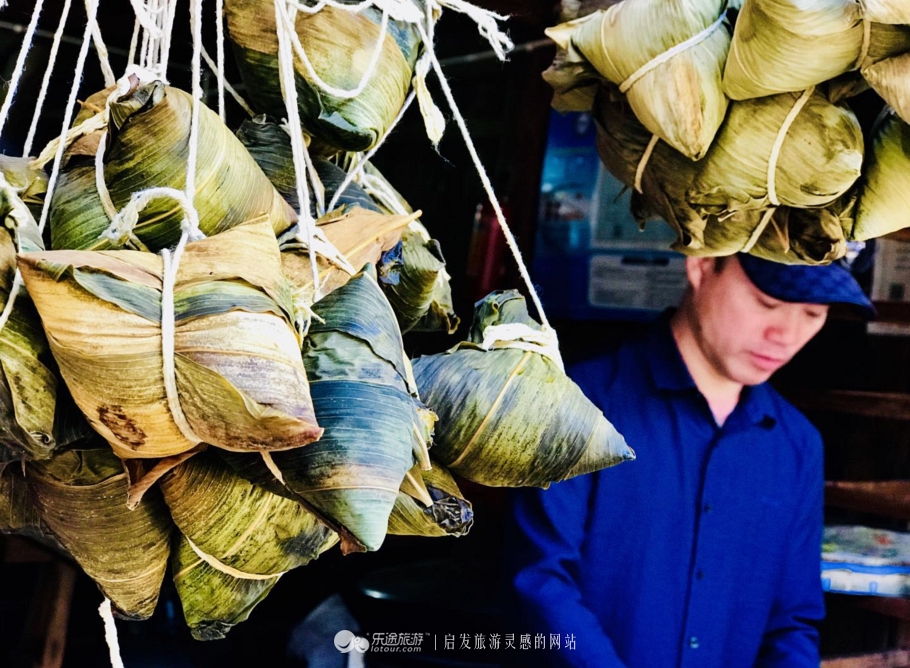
[50,79,295,252]
[854,113,910,240]
[689,89,864,213]
[19,222,321,459]
[546,0,730,159]
[724,0,910,100]
[28,446,172,619]
[863,52,910,125]
[225,0,422,152]
[388,460,474,538]
[413,291,633,487]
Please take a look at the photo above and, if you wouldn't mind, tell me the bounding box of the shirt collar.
[644,314,777,430]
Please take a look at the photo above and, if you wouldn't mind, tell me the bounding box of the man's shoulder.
[566,337,650,404]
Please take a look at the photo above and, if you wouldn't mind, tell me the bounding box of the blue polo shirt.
[506,319,825,667]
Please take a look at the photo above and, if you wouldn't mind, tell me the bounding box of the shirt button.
[703,503,713,514]
[696,569,705,580]
[689,637,700,649]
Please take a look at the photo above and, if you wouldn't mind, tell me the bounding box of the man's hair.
[713,256,729,273]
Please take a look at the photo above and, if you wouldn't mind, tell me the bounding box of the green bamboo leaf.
[413,291,633,488]
[388,460,474,538]
[50,80,296,252]
[225,0,422,152]
[28,446,173,620]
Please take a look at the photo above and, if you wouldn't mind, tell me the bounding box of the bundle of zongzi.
[748,199,852,265]
[545,0,730,159]
[689,88,863,214]
[50,78,295,252]
[0,159,59,460]
[853,113,910,240]
[161,451,337,639]
[412,291,633,487]
[225,0,422,152]
[387,460,473,538]
[28,447,172,619]
[723,0,910,100]
[267,264,432,553]
[18,222,322,459]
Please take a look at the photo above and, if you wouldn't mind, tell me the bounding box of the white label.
[588,254,688,310]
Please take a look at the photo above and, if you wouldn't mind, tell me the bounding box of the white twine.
[36,0,101,236]
[276,0,390,101]
[0,0,45,140]
[436,0,512,60]
[186,536,286,581]
[215,0,226,121]
[0,173,33,339]
[478,323,564,371]
[633,134,659,195]
[619,11,727,94]
[128,0,164,36]
[161,0,179,77]
[98,599,125,668]
[201,46,256,117]
[741,207,777,253]
[22,0,74,157]
[275,0,322,300]
[88,1,117,87]
[767,87,813,207]
[94,131,120,222]
[414,18,551,330]
[127,18,141,67]
[326,91,415,212]
[186,0,204,201]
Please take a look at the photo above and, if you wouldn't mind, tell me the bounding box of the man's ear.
[684,257,715,292]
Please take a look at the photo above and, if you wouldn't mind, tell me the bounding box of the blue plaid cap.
[737,254,875,318]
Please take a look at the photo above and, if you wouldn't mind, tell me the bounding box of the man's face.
[687,257,829,386]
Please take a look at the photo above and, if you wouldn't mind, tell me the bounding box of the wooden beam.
[826,481,910,520]
[822,650,910,668]
[784,389,910,421]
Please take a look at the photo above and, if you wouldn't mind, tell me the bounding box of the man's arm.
[504,473,629,668]
[754,436,825,668]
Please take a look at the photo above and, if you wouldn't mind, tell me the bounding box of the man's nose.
[765,309,803,346]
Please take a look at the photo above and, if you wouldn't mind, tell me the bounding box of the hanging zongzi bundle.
[724,0,910,100]
[689,88,863,214]
[18,222,322,459]
[853,113,910,240]
[267,264,432,553]
[545,0,730,159]
[225,0,422,152]
[28,446,172,619]
[49,78,295,252]
[387,460,474,538]
[160,451,337,639]
[412,291,633,487]
[0,158,60,460]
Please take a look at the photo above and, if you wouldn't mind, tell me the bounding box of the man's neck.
[670,309,744,427]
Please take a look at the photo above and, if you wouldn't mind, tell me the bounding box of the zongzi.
[853,113,910,241]
[387,461,474,538]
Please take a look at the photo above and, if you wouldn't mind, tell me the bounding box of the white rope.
[98,599,125,668]
[276,0,390,101]
[88,0,117,87]
[201,46,256,117]
[275,0,321,300]
[741,207,777,253]
[436,0,512,60]
[633,134,659,195]
[0,173,33,338]
[186,0,204,201]
[326,90,415,212]
[0,0,45,140]
[767,87,813,206]
[216,0,226,121]
[128,0,164,36]
[186,536,286,581]
[22,0,74,156]
[414,19,552,330]
[36,0,101,236]
[618,11,727,94]
[285,0,373,15]
[479,323,564,371]
[162,0,179,77]
[127,18,141,67]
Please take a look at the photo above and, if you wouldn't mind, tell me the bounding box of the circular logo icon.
[335,630,370,654]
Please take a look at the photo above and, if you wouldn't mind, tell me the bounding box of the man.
[505,254,875,668]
